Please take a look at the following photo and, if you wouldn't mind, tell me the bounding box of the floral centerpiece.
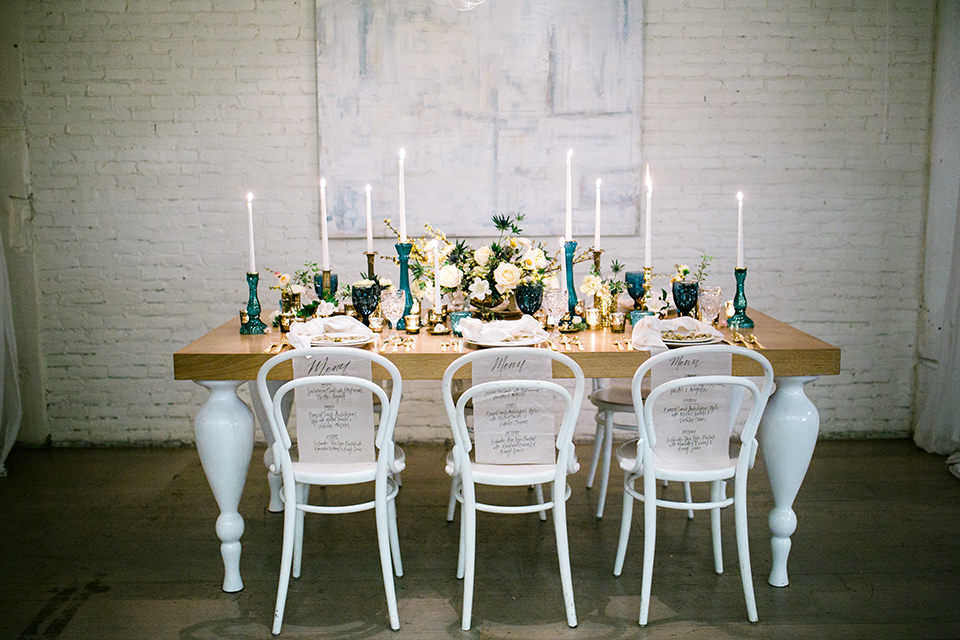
[387,213,559,318]
[580,260,627,323]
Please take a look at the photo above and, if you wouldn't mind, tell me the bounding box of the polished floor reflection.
[1,439,958,639]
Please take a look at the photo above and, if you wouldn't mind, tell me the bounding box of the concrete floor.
[1,439,959,639]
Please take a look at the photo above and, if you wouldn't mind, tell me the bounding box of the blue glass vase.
[313,273,338,301]
[396,242,414,329]
[672,280,699,318]
[351,284,380,326]
[564,240,578,315]
[515,281,544,316]
[624,271,645,310]
[728,267,755,329]
[239,271,267,335]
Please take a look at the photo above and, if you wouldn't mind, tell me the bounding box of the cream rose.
[437,264,463,289]
[474,245,493,266]
[521,247,548,270]
[494,262,522,293]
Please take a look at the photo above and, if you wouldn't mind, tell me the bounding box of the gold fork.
[732,332,755,349]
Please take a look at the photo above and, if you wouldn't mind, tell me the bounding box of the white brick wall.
[15,0,936,444]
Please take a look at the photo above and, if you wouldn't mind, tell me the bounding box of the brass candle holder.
[364,251,377,279]
[641,266,654,311]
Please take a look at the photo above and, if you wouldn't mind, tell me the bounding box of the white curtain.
[914,189,960,479]
[0,234,22,477]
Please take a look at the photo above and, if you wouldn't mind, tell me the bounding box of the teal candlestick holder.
[728,267,755,330]
[239,271,267,335]
[396,242,414,329]
[564,240,578,315]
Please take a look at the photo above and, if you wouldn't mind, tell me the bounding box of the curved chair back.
[630,344,774,477]
[256,347,403,474]
[442,347,585,464]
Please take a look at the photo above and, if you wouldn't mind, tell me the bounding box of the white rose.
[317,301,336,317]
[580,274,604,296]
[494,262,522,293]
[379,278,393,290]
[474,245,493,266]
[437,264,463,289]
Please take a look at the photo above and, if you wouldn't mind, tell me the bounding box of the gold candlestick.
[364,252,377,279]
[641,266,653,311]
[322,269,332,294]
[592,249,603,273]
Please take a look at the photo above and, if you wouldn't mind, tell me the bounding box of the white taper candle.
[365,184,373,253]
[398,149,407,243]
[320,178,330,271]
[246,192,256,273]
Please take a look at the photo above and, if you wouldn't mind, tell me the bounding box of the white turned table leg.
[194,380,255,593]
[248,380,284,513]
[758,375,820,587]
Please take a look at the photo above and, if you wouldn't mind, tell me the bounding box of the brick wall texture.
[16,0,935,443]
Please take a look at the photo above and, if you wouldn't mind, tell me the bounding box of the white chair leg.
[461,482,478,631]
[735,482,758,623]
[684,481,694,520]
[293,484,309,579]
[375,479,400,631]
[711,480,724,574]
[553,481,578,627]
[272,488,298,636]
[457,508,466,579]
[388,495,403,578]
[613,476,635,576]
[534,483,547,521]
[446,476,459,522]
[596,411,614,519]
[586,416,604,489]
[639,474,658,627]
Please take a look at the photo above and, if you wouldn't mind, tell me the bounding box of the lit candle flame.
[399,148,405,160]
[645,165,652,194]
[247,192,253,203]
[365,184,372,193]
[567,148,573,160]
[737,191,744,203]
[596,178,601,188]
[320,178,326,189]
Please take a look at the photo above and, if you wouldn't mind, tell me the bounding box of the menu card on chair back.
[292,354,375,465]
[649,352,732,468]
[471,352,556,465]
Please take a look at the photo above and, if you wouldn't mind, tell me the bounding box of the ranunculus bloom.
[521,247,548,270]
[474,245,493,266]
[494,262,522,293]
[437,264,462,288]
[278,273,291,287]
[469,277,491,301]
[580,274,604,296]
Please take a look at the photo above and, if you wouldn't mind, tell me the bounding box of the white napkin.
[630,316,723,353]
[288,315,375,350]
[459,314,548,344]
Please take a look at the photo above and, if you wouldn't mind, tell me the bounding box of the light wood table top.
[174,309,840,382]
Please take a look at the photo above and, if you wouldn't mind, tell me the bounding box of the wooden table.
[174,309,840,592]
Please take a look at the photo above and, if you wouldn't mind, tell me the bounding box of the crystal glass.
[624,271,645,309]
[351,284,380,326]
[697,285,723,326]
[515,281,544,316]
[672,280,699,318]
[380,289,407,341]
[544,288,567,324]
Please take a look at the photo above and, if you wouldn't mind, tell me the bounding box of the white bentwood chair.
[613,344,774,626]
[442,347,584,630]
[256,347,405,635]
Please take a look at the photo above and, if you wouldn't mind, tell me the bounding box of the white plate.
[662,336,722,348]
[309,334,374,347]
[466,335,548,348]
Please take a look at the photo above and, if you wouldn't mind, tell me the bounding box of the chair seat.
[616,439,736,481]
[445,449,557,486]
[294,444,406,485]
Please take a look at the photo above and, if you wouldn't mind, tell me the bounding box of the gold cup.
[368,316,385,333]
[585,307,602,330]
[610,312,626,333]
[404,314,421,334]
[278,312,296,333]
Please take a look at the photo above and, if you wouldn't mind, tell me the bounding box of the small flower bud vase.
[728,267,755,330]
[239,272,267,335]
